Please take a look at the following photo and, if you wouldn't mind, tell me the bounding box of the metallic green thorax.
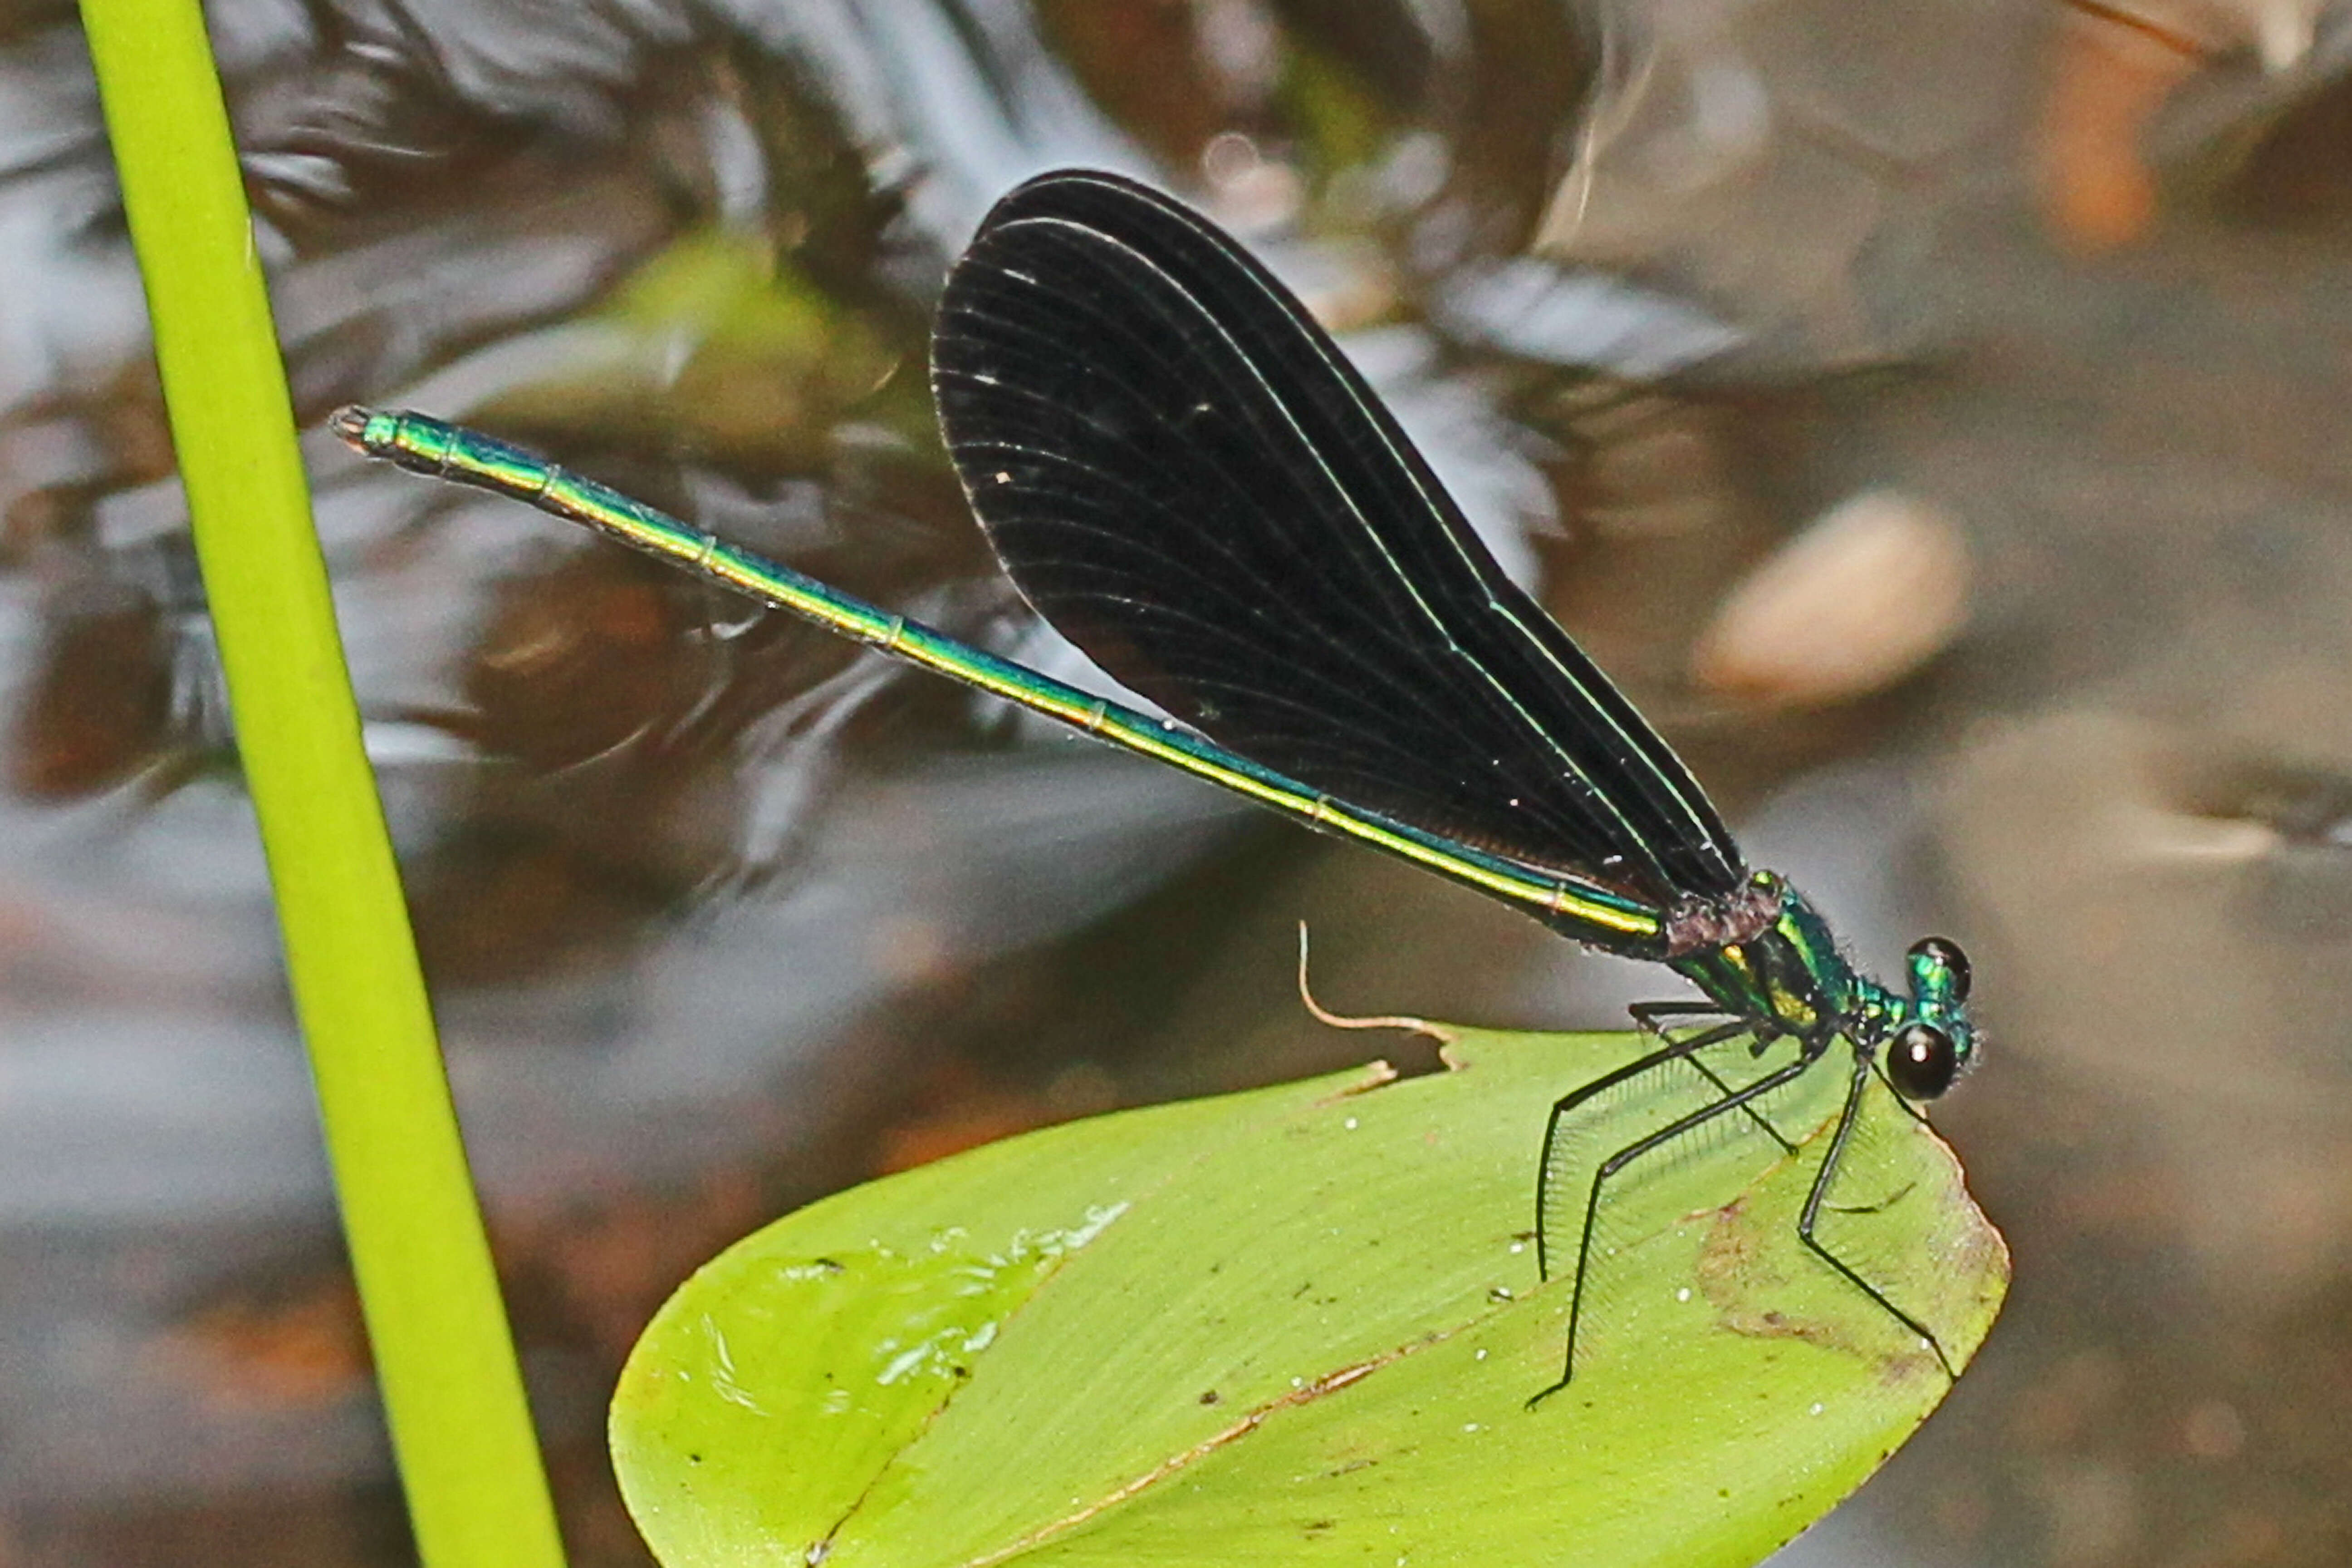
[335,408,1666,950]
[1670,875,1976,1065]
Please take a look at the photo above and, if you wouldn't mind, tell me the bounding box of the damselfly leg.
[1627,1000,1803,1153]
[1796,1054,1955,1377]
[1531,1029,1825,1405]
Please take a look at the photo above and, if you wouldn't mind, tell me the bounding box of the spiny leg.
[1627,999,1730,1030]
[1818,1068,1919,1214]
[1796,1052,1955,1377]
[1869,1056,1938,1129]
[1628,999,1799,1156]
[1530,1038,1824,1406]
[1686,1046,1798,1156]
[1534,1018,1754,1281]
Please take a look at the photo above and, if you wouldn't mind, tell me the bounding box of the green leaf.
[612,1027,2006,1568]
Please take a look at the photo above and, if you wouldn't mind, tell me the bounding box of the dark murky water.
[6,1,2352,1563]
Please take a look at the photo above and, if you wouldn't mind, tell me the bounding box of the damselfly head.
[1889,936,1974,1100]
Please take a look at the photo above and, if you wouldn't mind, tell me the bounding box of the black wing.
[931,169,1743,904]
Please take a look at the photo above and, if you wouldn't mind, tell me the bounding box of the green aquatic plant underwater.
[339,170,2006,1565]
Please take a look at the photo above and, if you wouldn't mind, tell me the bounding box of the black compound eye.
[1908,936,1971,1002]
[1887,1023,1958,1101]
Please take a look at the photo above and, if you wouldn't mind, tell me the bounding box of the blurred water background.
[6,0,2352,1563]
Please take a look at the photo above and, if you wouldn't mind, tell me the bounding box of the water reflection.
[6,0,2352,1563]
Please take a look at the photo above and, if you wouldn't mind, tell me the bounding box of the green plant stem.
[77,5,566,1565]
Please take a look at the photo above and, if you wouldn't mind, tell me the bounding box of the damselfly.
[335,168,1979,1398]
